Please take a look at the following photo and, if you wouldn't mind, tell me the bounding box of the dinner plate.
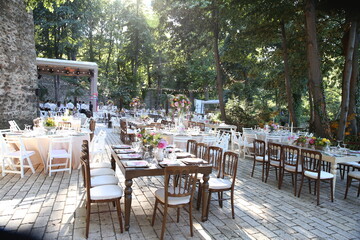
[112,144,132,149]
[181,158,206,164]
[118,153,142,160]
[124,160,149,168]
[175,152,195,159]
[114,149,136,154]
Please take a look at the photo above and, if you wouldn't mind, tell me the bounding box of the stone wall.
[0,0,38,129]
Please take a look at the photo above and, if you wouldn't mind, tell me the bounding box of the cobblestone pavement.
[0,124,359,240]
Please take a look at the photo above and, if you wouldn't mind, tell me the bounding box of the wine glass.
[336,140,342,151]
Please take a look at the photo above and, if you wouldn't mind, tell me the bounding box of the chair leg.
[330,179,334,202]
[86,202,91,238]
[217,192,223,208]
[261,161,265,182]
[277,167,282,189]
[206,191,212,220]
[151,199,158,226]
[251,159,256,177]
[265,163,270,183]
[279,169,284,190]
[177,208,180,223]
[294,173,298,196]
[231,190,235,219]
[116,199,123,233]
[344,176,352,199]
[298,175,305,198]
[316,180,320,205]
[160,205,168,240]
[26,157,35,173]
[189,204,194,237]
[357,181,360,197]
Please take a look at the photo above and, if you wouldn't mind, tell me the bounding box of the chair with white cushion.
[298,149,334,205]
[280,145,301,196]
[151,166,199,240]
[265,142,282,187]
[251,139,268,182]
[1,136,35,178]
[47,136,72,176]
[344,171,360,199]
[205,151,238,219]
[80,141,123,238]
[81,140,118,188]
[89,130,107,162]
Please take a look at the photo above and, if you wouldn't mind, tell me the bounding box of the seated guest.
[66,100,74,110]
[44,100,51,111]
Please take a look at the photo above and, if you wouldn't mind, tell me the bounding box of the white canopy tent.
[36,57,98,111]
[194,99,220,114]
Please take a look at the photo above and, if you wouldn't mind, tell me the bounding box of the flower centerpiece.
[295,136,308,147]
[314,137,331,150]
[169,94,191,132]
[44,117,56,127]
[267,121,279,132]
[137,129,168,160]
[130,97,141,109]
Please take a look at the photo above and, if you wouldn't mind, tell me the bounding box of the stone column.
[0,0,38,129]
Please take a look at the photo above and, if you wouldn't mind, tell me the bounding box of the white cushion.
[341,161,358,166]
[304,170,334,179]
[284,164,302,172]
[269,160,281,166]
[91,175,118,187]
[90,185,123,200]
[5,150,35,158]
[209,178,232,190]
[90,162,111,169]
[90,168,115,176]
[348,171,360,179]
[50,149,70,158]
[255,155,268,162]
[155,188,190,205]
[349,162,360,168]
[127,129,136,134]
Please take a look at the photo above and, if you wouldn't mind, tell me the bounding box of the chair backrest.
[282,145,300,169]
[197,122,205,131]
[186,139,197,155]
[164,166,199,204]
[216,132,230,151]
[202,135,217,145]
[266,136,282,143]
[49,136,72,156]
[3,136,26,155]
[300,149,322,177]
[9,120,21,131]
[173,135,192,148]
[242,127,253,133]
[91,131,107,152]
[82,118,90,128]
[243,133,257,145]
[206,146,223,172]
[220,151,239,188]
[267,142,282,164]
[80,140,91,199]
[253,139,266,157]
[195,142,208,160]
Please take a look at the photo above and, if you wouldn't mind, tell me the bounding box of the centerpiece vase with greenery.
[169,94,191,133]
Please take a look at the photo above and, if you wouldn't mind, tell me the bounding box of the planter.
[315,145,324,151]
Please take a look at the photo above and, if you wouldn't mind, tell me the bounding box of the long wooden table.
[110,148,213,231]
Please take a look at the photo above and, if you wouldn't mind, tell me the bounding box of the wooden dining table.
[110,147,213,231]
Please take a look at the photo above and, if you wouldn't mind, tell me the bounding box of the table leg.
[124,179,133,231]
[201,173,210,222]
[330,163,337,197]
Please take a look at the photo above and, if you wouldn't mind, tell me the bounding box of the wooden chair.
[298,149,334,205]
[80,140,123,238]
[197,122,205,131]
[195,142,208,160]
[280,145,301,196]
[197,146,223,210]
[344,171,360,199]
[89,119,96,141]
[186,139,197,155]
[81,140,118,188]
[265,142,283,188]
[120,119,135,144]
[205,151,239,219]
[151,166,199,240]
[47,136,72,176]
[252,139,268,182]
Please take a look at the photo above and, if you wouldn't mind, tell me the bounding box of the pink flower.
[157,139,167,149]
[151,132,156,136]
[308,139,315,145]
[174,102,179,107]
[137,134,142,138]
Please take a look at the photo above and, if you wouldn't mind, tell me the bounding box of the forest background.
[29,0,360,143]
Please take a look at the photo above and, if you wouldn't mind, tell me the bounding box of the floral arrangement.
[295,136,308,144]
[169,94,191,114]
[140,115,150,121]
[267,121,278,131]
[107,100,114,105]
[44,118,56,127]
[308,137,316,145]
[130,97,141,108]
[137,129,167,148]
[315,137,331,146]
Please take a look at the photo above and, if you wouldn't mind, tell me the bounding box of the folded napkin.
[112,144,131,149]
[175,152,195,159]
[125,161,148,167]
[115,149,136,154]
[118,153,142,160]
[181,158,205,164]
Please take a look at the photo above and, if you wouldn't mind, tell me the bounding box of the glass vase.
[176,112,186,133]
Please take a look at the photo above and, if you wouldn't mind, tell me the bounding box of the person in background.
[89,101,93,113]
[66,100,74,110]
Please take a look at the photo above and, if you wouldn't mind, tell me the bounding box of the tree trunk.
[53,75,60,102]
[348,32,359,135]
[337,19,357,140]
[212,1,226,121]
[304,0,331,138]
[280,20,298,127]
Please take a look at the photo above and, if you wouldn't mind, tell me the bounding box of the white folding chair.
[231,129,244,157]
[173,135,192,151]
[89,130,107,162]
[2,136,35,178]
[243,133,257,157]
[47,136,72,176]
[202,135,217,145]
[215,132,230,151]
[242,127,254,134]
[8,120,21,132]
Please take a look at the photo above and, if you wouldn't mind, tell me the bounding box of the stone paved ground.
[0,124,359,240]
